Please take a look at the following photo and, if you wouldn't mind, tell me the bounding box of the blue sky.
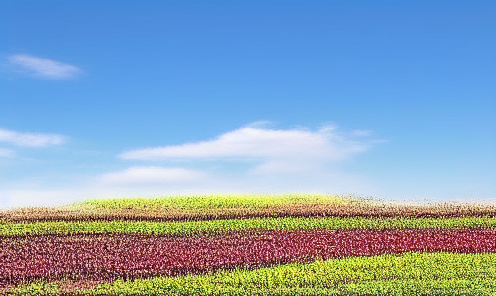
[1,0,495,208]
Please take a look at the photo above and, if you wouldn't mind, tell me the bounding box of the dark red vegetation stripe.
[1,228,495,288]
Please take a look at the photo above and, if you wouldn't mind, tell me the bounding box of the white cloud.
[0,148,16,158]
[100,166,207,185]
[0,128,67,147]
[8,54,81,80]
[120,124,367,160]
[119,123,373,174]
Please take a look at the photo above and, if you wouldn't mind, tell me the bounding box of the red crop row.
[1,228,495,288]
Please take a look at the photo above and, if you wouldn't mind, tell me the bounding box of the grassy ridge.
[8,252,496,295]
[1,216,495,236]
[76,194,355,210]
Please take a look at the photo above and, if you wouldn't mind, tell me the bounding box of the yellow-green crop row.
[8,252,496,295]
[73,194,360,210]
[1,216,495,236]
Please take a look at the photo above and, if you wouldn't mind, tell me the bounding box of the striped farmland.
[1,194,495,295]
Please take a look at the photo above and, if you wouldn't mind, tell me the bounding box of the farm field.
[1,194,495,295]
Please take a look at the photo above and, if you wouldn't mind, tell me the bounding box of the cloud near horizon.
[8,54,81,80]
[0,123,382,209]
[0,128,67,147]
[99,166,207,185]
[119,123,377,175]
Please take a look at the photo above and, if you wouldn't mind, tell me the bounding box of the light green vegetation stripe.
[1,216,495,236]
[72,194,361,210]
[9,252,496,295]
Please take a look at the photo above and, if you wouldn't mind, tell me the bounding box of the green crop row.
[1,216,495,236]
[72,194,360,211]
[8,252,496,295]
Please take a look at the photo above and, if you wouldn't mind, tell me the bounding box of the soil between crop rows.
[1,228,495,288]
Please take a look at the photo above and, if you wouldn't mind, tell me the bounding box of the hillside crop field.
[1,194,495,295]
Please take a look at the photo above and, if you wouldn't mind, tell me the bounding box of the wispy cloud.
[8,54,81,80]
[0,148,16,158]
[0,128,67,147]
[100,166,207,185]
[119,123,377,174]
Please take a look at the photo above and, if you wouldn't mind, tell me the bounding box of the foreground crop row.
[7,252,496,295]
[1,216,495,236]
[1,228,495,288]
